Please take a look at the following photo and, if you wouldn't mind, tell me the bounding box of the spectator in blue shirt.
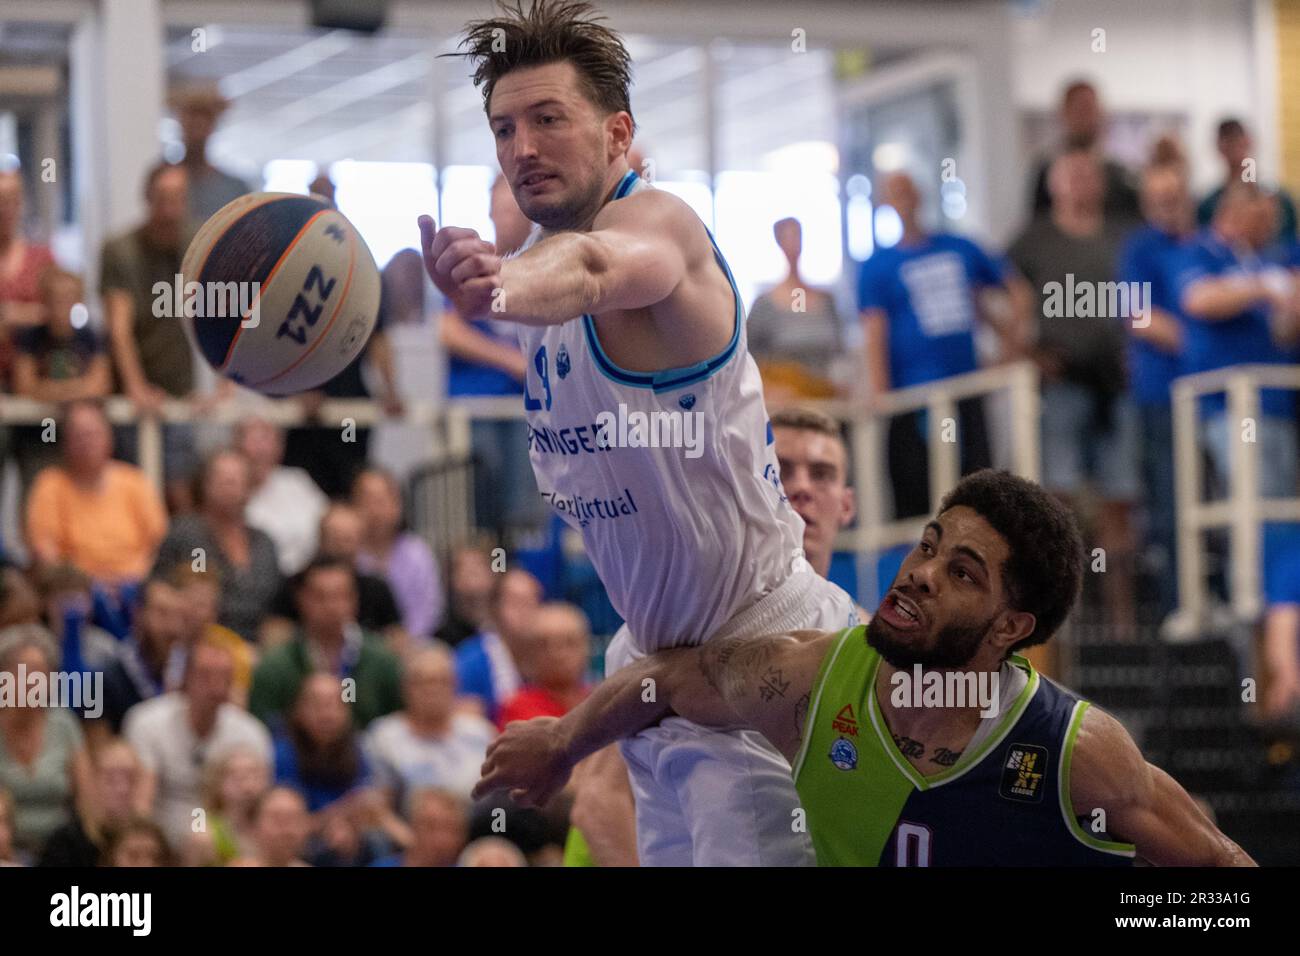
[858,171,1024,519]
[1117,144,1196,620]
[1174,182,1300,501]
[440,174,543,541]
[273,672,407,866]
[454,568,541,723]
[273,672,372,814]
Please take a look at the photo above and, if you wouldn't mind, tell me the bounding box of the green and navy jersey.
[792,626,1136,866]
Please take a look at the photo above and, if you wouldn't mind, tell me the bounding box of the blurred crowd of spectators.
[748,81,1300,723]
[2,76,1300,870]
[0,431,593,866]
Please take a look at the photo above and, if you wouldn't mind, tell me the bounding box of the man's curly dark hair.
[938,469,1084,653]
[447,0,636,134]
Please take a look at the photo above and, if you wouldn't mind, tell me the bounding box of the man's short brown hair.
[770,406,845,443]
[770,407,851,480]
[450,0,636,134]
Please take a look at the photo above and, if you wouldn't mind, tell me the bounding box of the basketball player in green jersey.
[477,470,1254,866]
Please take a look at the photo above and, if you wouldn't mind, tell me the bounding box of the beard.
[519,194,574,230]
[866,612,992,670]
[517,165,615,231]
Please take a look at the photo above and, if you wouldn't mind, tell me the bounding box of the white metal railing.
[1172,364,1300,623]
[810,360,1041,552]
[802,360,1040,609]
[0,364,1040,582]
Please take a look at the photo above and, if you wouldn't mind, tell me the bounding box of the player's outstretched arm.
[1068,705,1256,866]
[419,189,701,326]
[496,189,697,325]
[473,630,832,807]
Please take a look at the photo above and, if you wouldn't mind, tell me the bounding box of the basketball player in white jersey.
[421,0,857,865]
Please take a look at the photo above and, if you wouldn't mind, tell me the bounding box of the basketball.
[179,191,380,395]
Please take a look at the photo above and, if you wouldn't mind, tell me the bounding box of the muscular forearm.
[479,631,820,805]
[497,232,605,326]
[554,654,677,765]
[1139,768,1256,866]
[555,642,752,764]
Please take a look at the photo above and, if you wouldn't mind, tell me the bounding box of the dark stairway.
[1067,623,1300,866]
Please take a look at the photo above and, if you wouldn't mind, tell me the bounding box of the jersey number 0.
[895,822,932,867]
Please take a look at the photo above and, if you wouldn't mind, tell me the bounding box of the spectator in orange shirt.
[497,603,591,729]
[24,399,168,584]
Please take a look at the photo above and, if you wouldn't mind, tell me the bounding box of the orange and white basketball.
[179,192,381,395]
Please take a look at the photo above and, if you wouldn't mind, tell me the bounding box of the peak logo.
[831,704,859,737]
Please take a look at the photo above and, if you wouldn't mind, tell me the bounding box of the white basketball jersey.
[514,170,805,652]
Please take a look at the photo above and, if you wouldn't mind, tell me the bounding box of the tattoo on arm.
[793,693,811,739]
[758,666,790,702]
[698,635,778,705]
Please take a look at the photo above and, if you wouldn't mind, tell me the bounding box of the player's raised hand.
[474,716,575,808]
[418,214,503,321]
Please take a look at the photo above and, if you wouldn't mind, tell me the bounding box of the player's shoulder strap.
[791,624,873,781]
[1056,697,1139,858]
[612,168,643,199]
